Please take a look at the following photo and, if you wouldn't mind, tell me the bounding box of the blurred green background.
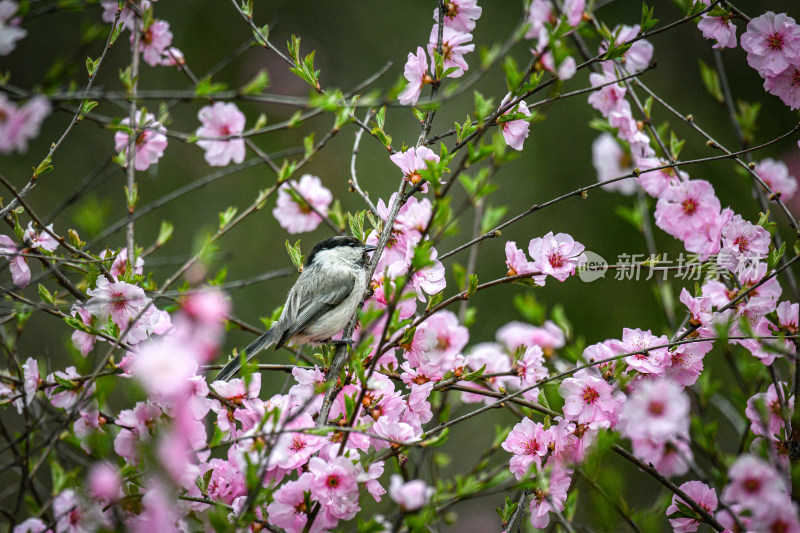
[2,0,798,530]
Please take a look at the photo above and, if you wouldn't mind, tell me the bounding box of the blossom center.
[733,235,750,253]
[743,477,761,494]
[767,32,786,51]
[647,400,665,416]
[548,252,565,269]
[326,475,340,489]
[681,198,697,215]
[524,438,541,455]
[582,387,599,404]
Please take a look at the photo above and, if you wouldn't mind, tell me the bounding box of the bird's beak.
[363,244,377,253]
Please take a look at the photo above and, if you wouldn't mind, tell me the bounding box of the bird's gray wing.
[276,269,356,347]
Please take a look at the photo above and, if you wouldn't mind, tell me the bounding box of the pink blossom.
[272,413,325,471]
[428,24,474,78]
[698,12,737,49]
[85,277,149,330]
[137,19,172,67]
[666,481,718,533]
[529,231,586,282]
[746,382,792,439]
[435,0,482,33]
[23,222,58,252]
[608,100,651,149]
[132,336,198,400]
[406,310,468,380]
[634,157,687,198]
[741,12,800,77]
[525,0,555,40]
[101,248,144,279]
[683,206,733,261]
[539,52,577,80]
[756,158,798,200]
[266,474,324,533]
[114,110,167,171]
[70,305,96,356]
[499,93,531,150]
[663,339,711,386]
[390,145,440,188]
[45,366,95,409]
[504,241,543,281]
[558,369,625,429]
[751,502,800,533]
[101,0,152,31]
[654,179,722,241]
[515,345,549,402]
[372,415,420,449]
[358,461,386,502]
[591,133,637,195]
[394,195,433,236]
[203,451,246,505]
[630,434,692,477]
[0,234,30,287]
[607,25,653,74]
[195,102,246,167]
[12,518,46,533]
[722,454,787,506]
[564,0,585,28]
[529,468,572,528]
[0,1,26,55]
[114,402,161,465]
[182,287,230,327]
[0,95,50,154]
[778,300,799,333]
[620,378,689,441]
[587,63,626,117]
[272,174,333,234]
[160,46,184,67]
[501,417,553,479]
[88,462,122,504]
[497,320,565,355]
[389,475,433,511]
[307,455,360,520]
[411,246,446,300]
[763,66,800,110]
[717,214,771,272]
[460,343,514,405]
[20,357,39,409]
[398,46,430,106]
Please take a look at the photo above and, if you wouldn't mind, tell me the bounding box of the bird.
[215,235,376,381]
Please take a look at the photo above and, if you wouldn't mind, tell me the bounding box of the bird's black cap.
[305,236,366,266]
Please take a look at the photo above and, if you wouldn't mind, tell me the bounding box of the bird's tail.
[215,327,277,381]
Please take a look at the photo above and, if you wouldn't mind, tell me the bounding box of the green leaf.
[411,107,426,122]
[640,3,659,33]
[735,100,761,145]
[698,59,723,103]
[375,106,386,129]
[252,24,269,46]
[473,91,495,121]
[85,56,100,77]
[669,130,685,161]
[218,206,237,230]
[79,99,98,120]
[481,205,507,234]
[466,274,478,298]
[195,76,228,97]
[33,155,53,178]
[303,133,315,159]
[285,239,304,271]
[240,70,270,94]
[156,220,174,247]
[38,284,55,305]
[348,210,367,242]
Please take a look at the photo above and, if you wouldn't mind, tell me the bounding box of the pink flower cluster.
[504,232,586,285]
[742,12,800,110]
[525,0,586,80]
[272,174,333,234]
[114,110,168,171]
[398,0,480,105]
[0,94,51,155]
[0,1,26,56]
[195,102,246,167]
[101,0,184,68]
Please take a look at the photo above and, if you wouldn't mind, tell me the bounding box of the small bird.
[215,236,376,381]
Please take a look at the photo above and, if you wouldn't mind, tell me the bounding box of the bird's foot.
[330,338,355,347]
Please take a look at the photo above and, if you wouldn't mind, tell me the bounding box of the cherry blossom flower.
[460,343,514,405]
[619,378,689,441]
[390,145,440,188]
[272,174,333,234]
[114,110,168,171]
[102,247,144,279]
[529,232,586,282]
[12,517,46,533]
[587,63,626,117]
[722,454,787,506]
[564,0,585,28]
[591,133,637,195]
[114,402,162,465]
[683,206,733,261]
[529,468,572,528]
[70,305,96,356]
[307,454,360,521]
[525,1,554,41]
[608,100,651,149]
[698,10,737,49]
[613,326,669,375]
[0,95,51,154]
[160,46,184,67]
[654,179,722,241]
[0,234,30,287]
[398,46,431,106]
[666,481,718,533]
[434,0,482,33]
[499,93,531,150]
[741,12,800,77]
[23,222,58,252]
[138,19,173,67]
[266,474,325,533]
[679,288,713,331]
[133,336,199,400]
[372,415,420,450]
[101,0,152,31]
[605,25,654,74]
[20,357,39,410]
[634,157,687,198]
[53,489,108,533]
[630,434,692,477]
[405,310,468,380]
[0,1,26,55]
[85,277,149,330]
[394,195,433,236]
[501,417,553,479]
[515,345,549,401]
[764,65,800,110]
[427,24,474,78]
[663,339,710,386]
[272,413,326,471]
[746,382,792,440]
[717,214,771,272]
[755,158,798,199]
[778,300,799,333]
[504,241,544,284]
[45,366,95,409]
[195,102,246,167]
[497,320,565,355]
[88,462,123,504]
[389,475,433,511]
[558,369,625,429]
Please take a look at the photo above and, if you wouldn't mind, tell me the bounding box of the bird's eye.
[348,242,355,247]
